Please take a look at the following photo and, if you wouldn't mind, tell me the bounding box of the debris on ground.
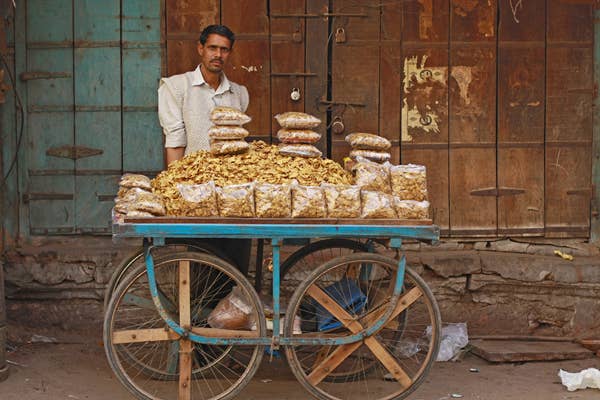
[558,368,600,391]
[432,322,469,362]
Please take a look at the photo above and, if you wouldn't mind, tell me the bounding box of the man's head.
[197,25,235,74]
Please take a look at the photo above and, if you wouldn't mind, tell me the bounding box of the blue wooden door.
[19,0,162,235]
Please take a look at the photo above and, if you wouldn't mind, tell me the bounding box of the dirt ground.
[2,331,599,400]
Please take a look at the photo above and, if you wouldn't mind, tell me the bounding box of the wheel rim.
[284,253,440,400]
[104,252,265,400]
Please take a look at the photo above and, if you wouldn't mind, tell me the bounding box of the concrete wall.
[2,237,599,338]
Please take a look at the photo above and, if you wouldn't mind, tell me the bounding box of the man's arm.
[166,147,185,166]
[158,77,187,168]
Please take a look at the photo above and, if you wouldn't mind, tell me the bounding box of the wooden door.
[18,0,162,235]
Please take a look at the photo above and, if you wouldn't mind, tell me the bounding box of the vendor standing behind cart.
[158,24,251,275]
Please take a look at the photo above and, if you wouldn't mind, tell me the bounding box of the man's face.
[198,34,232,73]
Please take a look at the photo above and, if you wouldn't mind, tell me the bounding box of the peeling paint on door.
[450,66,473,105]
[402,55,447,141]
[418,0,433,40]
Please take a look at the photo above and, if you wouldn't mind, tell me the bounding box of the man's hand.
[166,147,185,166]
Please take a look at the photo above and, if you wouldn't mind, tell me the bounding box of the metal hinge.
[22,192,73,203]
[20,71,72,81]
[470,187,525,197]
[46,145,103,160]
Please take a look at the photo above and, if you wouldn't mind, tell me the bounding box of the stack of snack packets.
[345,132,392,163]
[209,106,252,155]
[275,112,323,158]
[113,174,165,222]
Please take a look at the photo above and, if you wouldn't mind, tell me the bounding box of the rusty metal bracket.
[22,193,73,203]
[271,13,367,18]
[46,145,103,160]
[319,98,366,107]
[470,187,526,197]
[20,71,72,81]
[270,72,317,77]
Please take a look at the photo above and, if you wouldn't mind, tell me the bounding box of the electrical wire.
[0,50,25,188]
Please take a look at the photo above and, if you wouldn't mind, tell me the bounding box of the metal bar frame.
[121,222,439,347]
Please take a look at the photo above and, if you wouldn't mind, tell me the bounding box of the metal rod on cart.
[271,238,282,347]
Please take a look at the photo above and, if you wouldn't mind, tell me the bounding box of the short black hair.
[199,25,235,47]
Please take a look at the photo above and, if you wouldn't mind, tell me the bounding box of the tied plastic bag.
[390,164,428,201]
[210,140,250,156]
[125,210,155,218]
[208,125,249,140]
[117,186,150,200]
[117,191,165,216]
[277,129,321,144]
[255,182,292,218]
[210,106,252,126]
[559,368,600,392]
[275,112,321,129]
[352,156,392,194]
[345,132,391,150]
[394,198,430,220]
[360,190,396,219]
[349,149,391,163]
[427,322,469,362]
[207,286,257,330]
[292,184,326,218]
[278,143,322,158]
[321,183,361,218]
[176,181,218,217]
[119,173,152,190]
[217,182,255,217]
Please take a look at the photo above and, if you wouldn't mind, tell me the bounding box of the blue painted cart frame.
[112,221,440,348]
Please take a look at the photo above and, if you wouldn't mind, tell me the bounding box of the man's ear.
[196,42,204,56]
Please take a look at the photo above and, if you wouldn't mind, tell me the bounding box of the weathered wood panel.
[330,0,380,163]
[380,1,402,164]
[545,1,593,237]
[222,0,270,135]
[497,1,545,235]
[304,0,329,154]
[401,0,450,233]
[449,0,497,236]
[166,0,219,75]
[270,1,306,138]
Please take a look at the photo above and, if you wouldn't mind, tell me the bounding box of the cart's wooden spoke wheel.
[305,284,422,387]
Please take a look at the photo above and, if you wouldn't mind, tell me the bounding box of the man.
[158,25,251,275]
[159,24,249,165]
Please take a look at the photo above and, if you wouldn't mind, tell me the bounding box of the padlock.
[290,88,301,101]
[331,116,345,134]
[292,29,302,43]
[335,27,346,43]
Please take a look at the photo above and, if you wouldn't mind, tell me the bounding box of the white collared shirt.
[158,65,249,154]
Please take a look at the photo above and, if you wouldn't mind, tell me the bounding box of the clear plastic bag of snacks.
[125,210,155,218]
[360,190,397,219]
[274,112,321,129]
[117,186,150,200]
[278,143,322,158]
[210,106,252,126]
[176,181,218,217]
[208,286,257,330]
[349,149,391,163]
[255,182,292,218]
[208,125,249,140]
[119,173,152,190]
[131,192,166,216]
[277,129,321,144]
[390,164,428,201]
[321,183,361,218]
[352,156,391,194]
[217,182,255,217]
[291,183,326,218]
[210,140,250,156]
[393,198,430,219]
[345,132,391,150]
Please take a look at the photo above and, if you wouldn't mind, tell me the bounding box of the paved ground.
[2,336,599,400]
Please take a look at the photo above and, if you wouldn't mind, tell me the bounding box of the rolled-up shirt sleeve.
[240,85,249,112]
[158,78,187,148]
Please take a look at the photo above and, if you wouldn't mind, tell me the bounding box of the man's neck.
[200,64,221,90]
